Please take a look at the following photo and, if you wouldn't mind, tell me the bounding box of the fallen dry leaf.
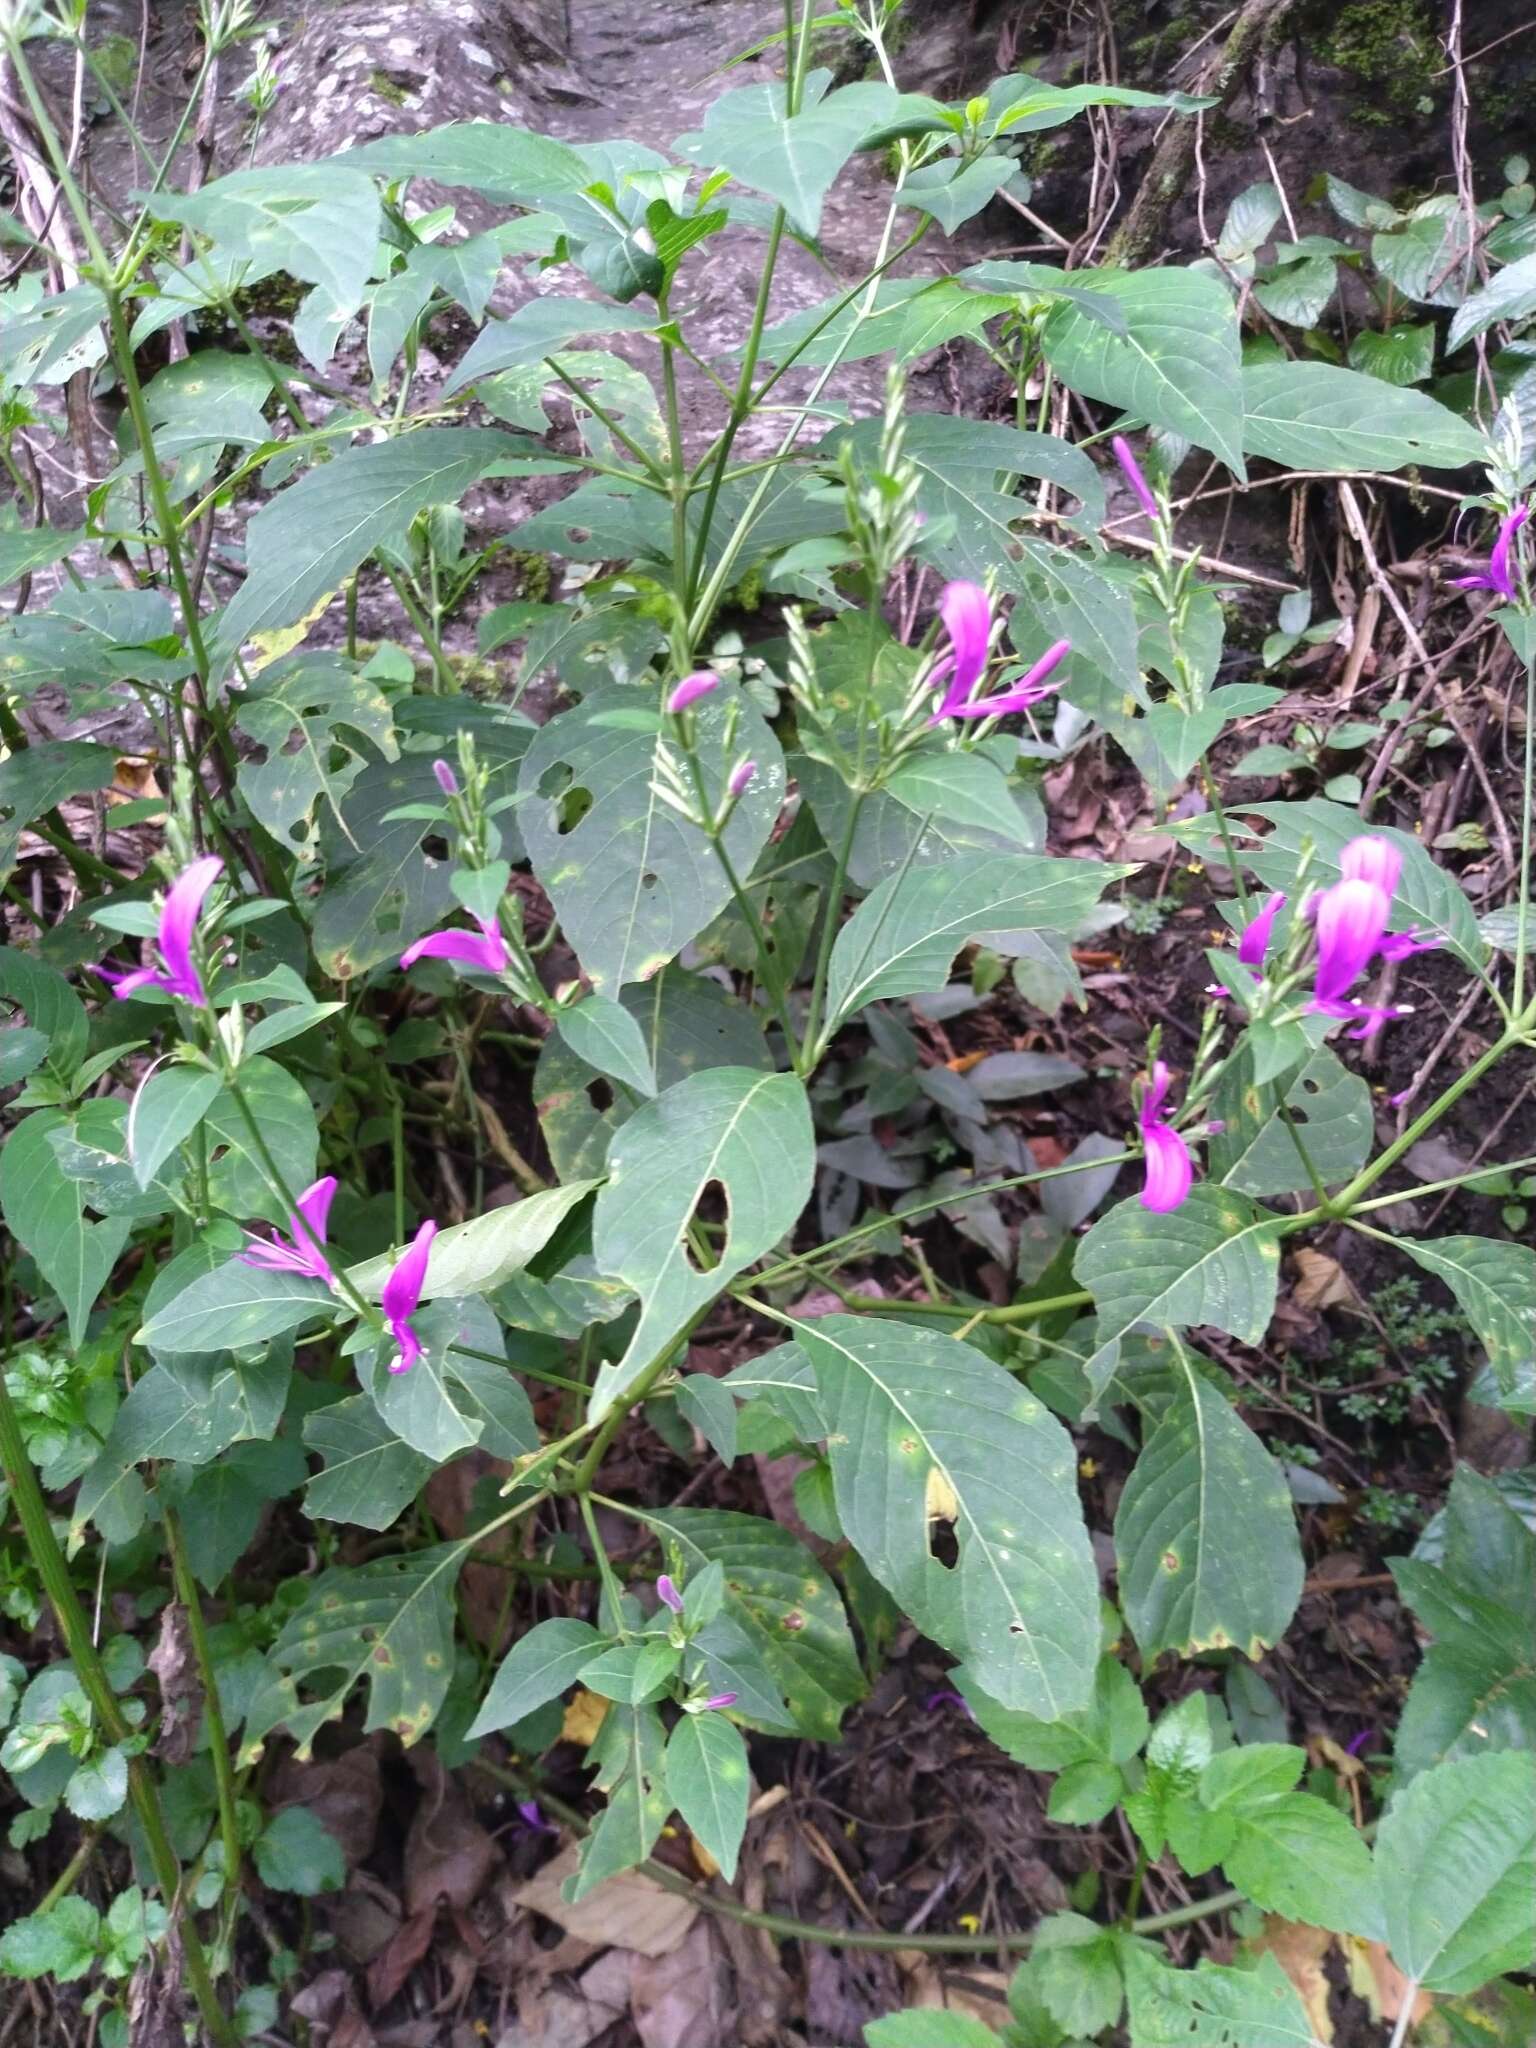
[629,1919,732,2048]
[1254,1918,1335,2043]
[366,1904,438,2012]
[1344,1936,1436,2027]
[403,1751,499,1915]
[513,1844,698,1958]
[268,1745,383,1870]
[562,1688,610,1747]
[1292,1248,1360,1313]
[147,1604,202,1766]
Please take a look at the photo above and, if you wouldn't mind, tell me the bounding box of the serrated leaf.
[468,1617,609,1738]
[1242,362,1484,472]
[65,1745,129,1822]
[1223,1792,1380,1937]
[1121,1946,1317,2048]
[1376,1753,1536,1992]
[1349,322,1436,387]
[0,1896,101,1981]
[303,1396,435,1529]
[798,1316,1098,1719]
[666,1709,749,1881]
[589,1068,814,1419]
[1114,1345,1302,1660]
[254,1807,346,1896]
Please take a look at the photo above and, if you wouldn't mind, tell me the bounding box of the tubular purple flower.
[699,1693,737,1712]
[928,580,993,719]
[667,670,719,715]
[516,1800,557,1836]
[432,758,459,796]
[1307,835,1437,1036]
[100,855,223,1006]
[1112,435,1161,522]
[726,758,757,799]
[399,915,508,976]
[1452,503,1528,603]
[1237,891,1287,969]
[382,1218,437,1374]
[240,1175,338,1288]
[946,638,1072,721]
[1139,1061,1193,1213]
[656,1574,684,1614]
[1338,836,1402,896]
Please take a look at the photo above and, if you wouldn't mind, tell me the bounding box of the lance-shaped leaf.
[0,1108,131,1346]
[364,1298,537,1463]
[1115,1343,1302,1659]
[554,996,657,1099]
[570,1703,671,1899]
[442,296,658,395]
[519,683,785,993]
[1376,1752,1536,1993]
[138,1257,332,1355]
[1074,1187,1283,1402]
[822,852,1129,1037]
[346,1180,600,1300]
[302,1395,435,1530]
[1211,1047,1373,1198]
[589,1068,814,1419]
[1242,361,1485,472]
[666,1710,749,1882]
[796,1316,1099,1719]
[468,1617,609,1738]
[1388,1235,1536,1399]
[239,1544,465,1763]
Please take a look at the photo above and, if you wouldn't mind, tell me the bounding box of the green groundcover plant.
[0,1,1533,2042]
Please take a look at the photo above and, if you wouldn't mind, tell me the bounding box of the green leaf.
[579,1639,679,1706]
[864,2015,1003,2047]
[536,968,770,1180]
[442,296,658,395]
[65,1744,129,1822]
[1448,251,1536,351]
[900,156,1017,234]
[254,1807,346,1896]
[0,742,118,881]
[1376,1753,1536,1992]
[0,1107,132,1345]
[211,430,530,674]
[666,1710,750,1881]
[163,1439,306,1590]
[1211,1048,1373,1198]
[71,1361,275,1549]
[1223,1791,1380,1937]
[963,1655,1147,1820]
[1029,1913,1125,2037]
[1253,252,1338,329]
[0,521,86,589]
[676,1372,739,1465]
[233,654,398,854]
[239,1544,464,1763]
[1073,1187,1284,1400]
[468,1618,608,1738]
[589,1068,814,1419]
[302,1396,435,1530]
[0,1896,101,1982]
[1114,1344,1302,1660]
[347,1180,600,1300]
[203,1054,318,1226]
[520,681,784,993]
[883,752,1038,847]
[569,1703,670,1898]
[892,279,1013,362]
[1349,322,1436,387]
[823,852,1128,1036]
[340,123,591,202]
[1041,266,1245,474]
[1389,1236,1536,1399]
[555,996,657,1098]
[798,1316,1098,1719]
[1242,362,1485,472]
[139,1257,331,1355]
[0,950,88,1079]
[686,81,898,237]
[1121,1947,1317,2048]
[631,1506,864,1741]
[126,1065,223,1191]
[311,753,462,978]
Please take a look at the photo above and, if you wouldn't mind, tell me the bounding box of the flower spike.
[241,1175,338,1288]
[1452,503,1528,604]
[927,580,992,720]
[99,855,223,1007]
[1237,891,1287,970]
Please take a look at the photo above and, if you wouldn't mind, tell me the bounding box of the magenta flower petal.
[1311,877,1390,1009]
[432,759,459,796]
[656,1574,684,1614]
[667,671,719,714]
[699,1693,738,1712]
[382,1218,437,1374]
[1487,503,1529,603]
[928,580,992,719]
[1376,929,1437,963]
[1339,836,1402,897]
[1237,891,1287,969]
[950,638,1071,719]
[1112,435,1161,521]
[100,964,176,1001]
[726,758,756,798]
[240,1173,338,1287]
[1141,1122,1193,1212]
[399,918,507,975]
[155,856,223,1006]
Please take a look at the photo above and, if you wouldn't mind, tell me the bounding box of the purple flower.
[1452,503,1528,603]
[381,1218,437,1374]
[945,638,1072,722]
[656,1574,684,1614]
[697,1693,737,1712]
[432,759,459,796]
[928,580,993,719]
[1139,1061,1193,1213]
[923,1689,973,1717]
[399,914,508,977]
[99,856,223,1007]
[1237,891,1287,970]
[240,1175,337,1288]
[1345,1728,1377,1759]
[667,671,718,715]
[516,1799,557,1836]
[1307,836,1436,1038]
[726,758,756,798]
[1112,435,1161,522]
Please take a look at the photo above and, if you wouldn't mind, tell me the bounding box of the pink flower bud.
[727,759,756,798]
[433,759,459,796]
[667,671,718,715]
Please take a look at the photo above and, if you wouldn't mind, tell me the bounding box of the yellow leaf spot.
[562,1688,609,1746]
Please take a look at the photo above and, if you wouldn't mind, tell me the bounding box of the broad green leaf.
[1389,1236,1536,1398]
[798,1316,1098,1719]
[240,1544,465,1762]
[162,1439,306,1590]
[1211,1048,1372,1197]
[0,1108,132,1345]
[203,1054,318,1226]
[555,996,657,1099]
[633,1505,864,1740]
[234,655,398,854]
[311,753,461,978]
[519,682,785,993]
[71,1364,259,1549]
[254,1807,346,1896]
[0,950,88,1078]
[212,430,530,674]
[900,156,1017,234]
[127,1064,222,1190]
[1253,251,1338,328]
[883,752,1037,846]
[683,81,898,237]
[580,1640,679,1706]
[892,279,1014,362]
[1349,322,1436,386]
[963,1654,1147,1824]
[536,968,770,1180]
[1223,1792,1381,1937]
[570,1703,670,1899]
[0,521,86,588]
[1242,362,1485,472]
[864,2013,1002,2047]
[1121,1947,1317,2048]
[1028,1912,1126,2036]
[1041,266,1245,474]
[1376,1753,1536,1992]
[0,742,119,881]
[1172,797,1486,968]
[138,1257,332,1354]
[468,1618,608,1738]
[1391,1469,1536,1778]
[443,296,657,395]
[666,1710,750,1881]
[1074,1188,1284,1401]
[339,123,591,201]
[823,852,1129,1035]
[65,1745,129,1822]
[347,1180,600,1299]
[303,1396,435,1530]
[589,1068,814,1419]
[363,1298,520,1460]
[1448,251,1536,351]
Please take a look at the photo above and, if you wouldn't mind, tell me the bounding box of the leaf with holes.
[570,1703,671,1898]
[797,1316,1098,1719]
[302,1395,435,1530]
[234,655,397,854]
[1114,1346,1302,1660]
[1122,1948,1317,2048]
[589,1068,814,1419]
[1376,1753,1536,1993]
[1388,1236,1536,1399]
[1074,1187,1284,1402]
[519,682,784,993]
[1211,1047,1373,1198]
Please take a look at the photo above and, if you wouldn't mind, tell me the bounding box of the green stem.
[379,562,457,692]
[543,356,668,484]
[578,1491,630,1637]
[798,787,866,1073]
[163,1506,242,1901]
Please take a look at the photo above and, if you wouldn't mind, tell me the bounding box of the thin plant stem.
[163,1505,243,1901]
